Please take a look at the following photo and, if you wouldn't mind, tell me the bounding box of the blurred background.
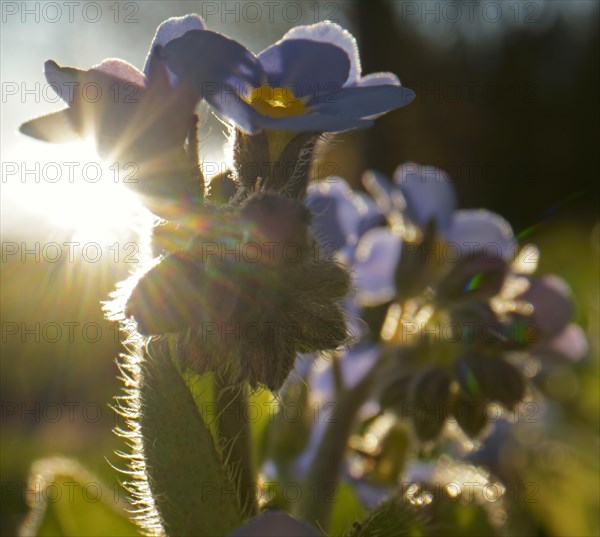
[1,1,598,535]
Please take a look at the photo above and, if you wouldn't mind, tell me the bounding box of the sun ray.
[4,137,152,247]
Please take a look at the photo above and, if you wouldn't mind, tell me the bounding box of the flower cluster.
[306,163,588,441]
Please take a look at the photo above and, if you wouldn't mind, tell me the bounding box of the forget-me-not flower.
[162,22,415,138]
[20,15,257,217]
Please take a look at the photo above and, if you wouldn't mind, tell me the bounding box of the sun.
[4,138,152,246]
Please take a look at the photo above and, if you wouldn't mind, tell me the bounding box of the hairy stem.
[214,368,258,518]
[136,340,242,536]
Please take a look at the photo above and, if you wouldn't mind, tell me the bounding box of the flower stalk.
[134,339,242,536]
[295,364,376,530]
[214,367,258,518]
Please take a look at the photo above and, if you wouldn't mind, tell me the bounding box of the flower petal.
[92,58,147,87]
[354,227,402,305]
[44,60,84,104]
[208,91,371,134]
[445,209,516,262]
[307,179,363,253]
[353,73,410,119]
[362,170,397,215]
[280,21,361,84]
[257,111,372,133]
[542,323,588,362]
[143,14,206,75]
[393,162,457,231]
[354,192,385,235]
[19,109,81,143]
[257,38,350,98]
[43,61,148,157]
[162,29,264,92]
[314,84,415,117]
[357,72,401,87]
[522,275,575,336]
[204,92,263,134]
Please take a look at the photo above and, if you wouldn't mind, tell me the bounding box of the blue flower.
[162,22,415,135]
[19,15,257,216]
[306,178,383,262]
[357,163,517,305]
[20,15,208,157]
[497,272,588,362]
[306,178,390,337]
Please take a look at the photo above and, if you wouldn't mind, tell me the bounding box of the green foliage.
[519,428,600,537]
[329,483,366,537]
[18,458,140,537]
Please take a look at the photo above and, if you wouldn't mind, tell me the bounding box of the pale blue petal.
[279,22,361,83]
[92,58,147,86]
[545,323,588,361]
[162,29,264,91]
[357,72,401,87]
[257,39,350,98]
[144,14,206,75]
[204,92,263,134]
[353,73,409,119]
[445,209,516,262]
[354,227,402,305]
[354,192,385,235]
[208,94,372,134]
[306,179,362,252]
[44,60,83,104]
[393,162,457,231]
[522,275,574,336]
[258,111,371,133]
[361,170,396,215]
[314,84,415,116]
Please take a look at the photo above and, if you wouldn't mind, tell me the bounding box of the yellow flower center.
[244,85,307,119]
[243,85,309,160]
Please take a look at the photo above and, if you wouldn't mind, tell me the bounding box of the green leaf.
[329,483,366,537]
[18,457,140,537]
[183,370,218,440]
[137,341,243,536]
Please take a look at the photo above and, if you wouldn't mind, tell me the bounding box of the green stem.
[295,371,374,531]
[136,340,242,536]
[214,368,258,518]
